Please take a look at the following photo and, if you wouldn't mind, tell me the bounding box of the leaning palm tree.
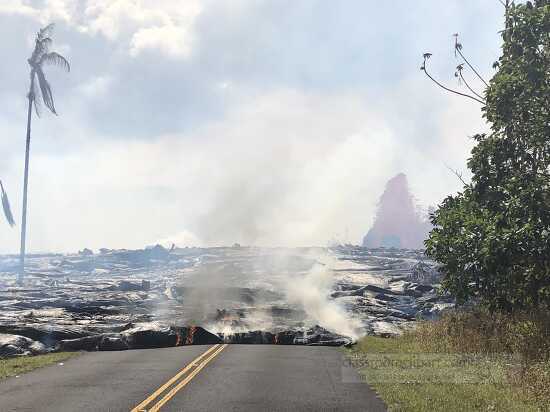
[19,24,70,280]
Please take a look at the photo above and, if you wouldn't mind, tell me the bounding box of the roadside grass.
[348,310,550,412]
[0,352,80,379]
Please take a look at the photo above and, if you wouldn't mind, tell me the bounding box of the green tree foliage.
[426,1,550,311]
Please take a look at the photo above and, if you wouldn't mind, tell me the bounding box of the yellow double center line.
[131,344,228,412]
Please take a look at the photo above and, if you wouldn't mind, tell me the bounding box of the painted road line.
[148,344,229,412]
[131,344,221,412]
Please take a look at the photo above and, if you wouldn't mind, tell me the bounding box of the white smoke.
[155,230,202,248]
[281,254,363,340]
[162,248,364,340]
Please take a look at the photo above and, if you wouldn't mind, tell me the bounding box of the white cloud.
[43,0,74,23]
[0,1,39,18]
[85,0,202,57]
[0,0,202,58]
[130,24,193,58]
[0,0,75,23]
[76,75,112,98]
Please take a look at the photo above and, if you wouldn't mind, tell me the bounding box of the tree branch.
[421,59,485,104]
[458,70,486,101]
[445,164,469,186]
[454,39,489,87]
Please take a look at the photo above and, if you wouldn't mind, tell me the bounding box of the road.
[0,345,386,411]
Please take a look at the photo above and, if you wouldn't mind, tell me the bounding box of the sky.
[0,0,505,253]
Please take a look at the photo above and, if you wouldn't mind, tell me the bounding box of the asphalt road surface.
[1,345,386,411]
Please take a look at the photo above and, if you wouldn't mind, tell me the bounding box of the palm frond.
[29,29,53,64]
[0,180,16,227]
[38,37,52,52]
[36,68,56,115]
[27,24,68,116]
[29,40,50,65]
[31,75,43,117]
[38,23,55,41]
[40,52,70,72]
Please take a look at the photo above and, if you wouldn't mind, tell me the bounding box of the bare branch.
[454,35,489,87]
[444,164,468,186]
[456,67,485,101]
[421,56,485,104]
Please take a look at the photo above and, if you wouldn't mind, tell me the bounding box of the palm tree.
[19,24,70,280]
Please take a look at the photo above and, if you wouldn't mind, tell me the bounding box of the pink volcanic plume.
[362,173,431,249]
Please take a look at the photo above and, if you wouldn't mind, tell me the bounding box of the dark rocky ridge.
[0,246,452,357]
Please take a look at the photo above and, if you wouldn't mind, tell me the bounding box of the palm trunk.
[19,74,34,282]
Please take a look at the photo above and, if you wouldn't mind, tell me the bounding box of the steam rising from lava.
[171,249,362,340]
[281,255,362,340]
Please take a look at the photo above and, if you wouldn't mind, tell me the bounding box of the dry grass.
[410,309,550,361]
[509,361,550,406]
[412,309,550,408]
[350,309,550,411]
